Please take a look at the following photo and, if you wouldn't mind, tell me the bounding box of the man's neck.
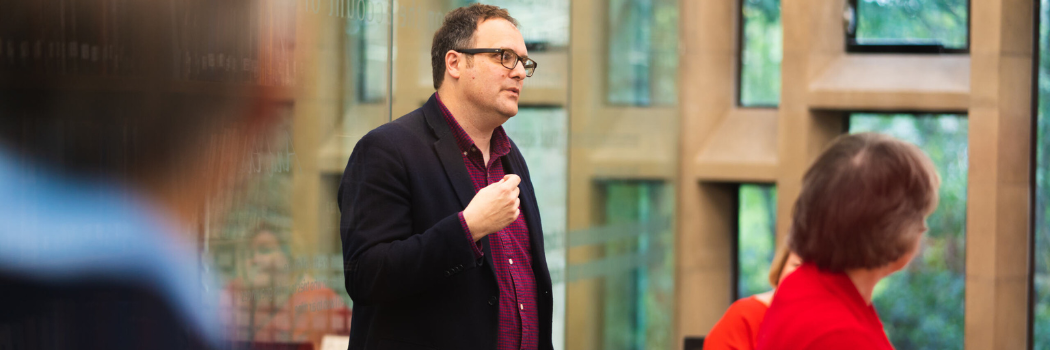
[437,90,498,156]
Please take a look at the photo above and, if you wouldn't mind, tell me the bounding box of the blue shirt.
[0,148,223,347]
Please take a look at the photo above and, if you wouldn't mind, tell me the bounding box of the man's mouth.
[506,87,520,96]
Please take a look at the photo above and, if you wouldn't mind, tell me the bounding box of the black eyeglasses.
[453,48,537,77]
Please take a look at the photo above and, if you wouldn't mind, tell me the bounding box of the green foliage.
[601,182,675,350]
[606,0,678,106]
[1033,0,1050,347]
[740,0,781,106]
[851,114,967,350]
[855,0,968,48]
[737,185,777,299]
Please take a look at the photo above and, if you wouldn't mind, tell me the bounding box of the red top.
[436,93,539,350]
[703,295,769,350]
[756,263,894,350]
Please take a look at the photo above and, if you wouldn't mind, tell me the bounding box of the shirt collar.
[434,92,512,159]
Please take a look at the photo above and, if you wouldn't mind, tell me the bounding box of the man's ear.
[445,50,463,81]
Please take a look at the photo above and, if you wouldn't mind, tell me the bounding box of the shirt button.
[462,151,467,156]
[509,259,513,265]
[520,304,524,310]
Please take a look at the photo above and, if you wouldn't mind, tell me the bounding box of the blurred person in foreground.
[338,4,552,350]
[0,1,290,349]
[756,133,940,350]
[704,245,803,350]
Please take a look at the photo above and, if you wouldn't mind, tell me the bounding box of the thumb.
[503,174,521,188]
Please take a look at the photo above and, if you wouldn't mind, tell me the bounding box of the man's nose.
[509,60,527,80]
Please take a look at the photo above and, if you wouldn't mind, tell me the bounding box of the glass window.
[352,19,389,103]
[1033,0,1050,346]
[847,0,969,52]
[737,184,777,300]
[606,0,678,106]
[849,113,967,349]
[739,0,782,107]
[584,180,674,350]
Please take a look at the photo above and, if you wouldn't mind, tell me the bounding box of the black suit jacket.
[338,94,554,350]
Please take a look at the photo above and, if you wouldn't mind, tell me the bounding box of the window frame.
[732,182,778,302]
[1027,0,1043,348]
[845,0,971,54]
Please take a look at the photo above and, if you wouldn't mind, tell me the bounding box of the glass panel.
[352,18,389,103]
[207,2,391,348]
[739,0,782,107]
[606,0,678,106]
[594,181,675,350]
[849,113,967,349]
[502,106,569,349]
[854,0,968,49]
[1033,0,1050,346]
[737,184,777,300]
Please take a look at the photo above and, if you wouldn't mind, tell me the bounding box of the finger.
[515,208,521,218]
[513,198,520,209]
[503,174,521,188]
[510,187,520,198]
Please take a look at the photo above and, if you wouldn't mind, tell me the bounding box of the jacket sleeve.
[338,128,479,305]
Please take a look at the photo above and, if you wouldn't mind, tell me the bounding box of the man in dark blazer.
[338,4,552,350]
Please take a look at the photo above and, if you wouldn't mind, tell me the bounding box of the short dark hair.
[431,4,518,89]
[789,133,940,272]
[0,1,287,179]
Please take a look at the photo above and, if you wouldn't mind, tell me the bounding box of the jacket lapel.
[423,94,476,209]
[422,94,499,281]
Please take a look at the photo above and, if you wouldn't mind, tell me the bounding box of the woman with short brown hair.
[756,133,940,350]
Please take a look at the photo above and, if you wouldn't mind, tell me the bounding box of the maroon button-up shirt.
[436,93,539,350]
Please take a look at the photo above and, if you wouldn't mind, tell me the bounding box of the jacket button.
[445,271,451,277]
[488,296,497,305]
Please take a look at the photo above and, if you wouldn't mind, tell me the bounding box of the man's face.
[462,18,528,119]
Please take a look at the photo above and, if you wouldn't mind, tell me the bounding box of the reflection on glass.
[737,184,777,300]
[1033,0,1050,345]
[209,115,353,346]
[354,19,389,103]
[849,113,967,349]
[606,0,678,106]
[592,181,674,350]
[474,0,570,47]
[854,0,968,49]
[740,0,781,107]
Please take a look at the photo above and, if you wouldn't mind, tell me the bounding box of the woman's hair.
[768,243,793,287]
[789,133,940,272]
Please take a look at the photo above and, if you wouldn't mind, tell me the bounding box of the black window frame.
[1027,0,1042,348]
[845,0,971,54]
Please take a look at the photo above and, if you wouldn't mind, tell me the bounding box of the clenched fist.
[463,174,521,242]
